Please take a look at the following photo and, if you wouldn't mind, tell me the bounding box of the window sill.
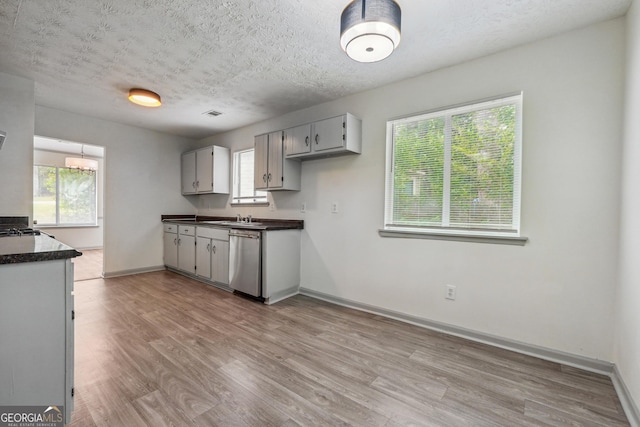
[378,228,528,246]
[37,224,99,229]
[230,202,270,207]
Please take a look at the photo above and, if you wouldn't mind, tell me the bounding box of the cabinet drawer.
[196,226,229,241]
[178,225,196,236]
[164,223,177,233]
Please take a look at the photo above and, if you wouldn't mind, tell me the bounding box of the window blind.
[385,94,522,236]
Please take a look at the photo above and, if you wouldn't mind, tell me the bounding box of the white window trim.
[231,148,269,206]
[33,164,98,227]
[383,93,526,244]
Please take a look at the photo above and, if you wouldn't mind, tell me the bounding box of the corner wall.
[0,72,34,217]
[201,18,625,361]
[615,0,640,418]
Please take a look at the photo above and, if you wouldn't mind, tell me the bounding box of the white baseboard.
[298,287,614,375]
[265,288,300,305]
[612,365,640,427]
[102,265,165,279]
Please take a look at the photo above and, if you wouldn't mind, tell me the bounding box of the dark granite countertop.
[161,215,303,231]
[0,235,82,264]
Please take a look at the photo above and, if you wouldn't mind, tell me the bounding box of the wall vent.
[203,109,222,117]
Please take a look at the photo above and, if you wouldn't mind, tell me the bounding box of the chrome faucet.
[236,213,242,222]
[247,215,252,223]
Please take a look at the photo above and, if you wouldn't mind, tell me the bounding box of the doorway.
[33,136,105,280]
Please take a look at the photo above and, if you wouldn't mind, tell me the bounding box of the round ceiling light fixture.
[340,0,401,63]
[128,88,162,107]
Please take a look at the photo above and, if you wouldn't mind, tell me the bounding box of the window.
[232,149,268,205]
[384,94,522,238]
[33,165,97,226]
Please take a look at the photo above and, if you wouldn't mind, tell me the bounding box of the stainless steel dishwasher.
[229,229,262,298]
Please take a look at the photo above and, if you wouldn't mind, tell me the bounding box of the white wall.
[0,72,34,217]
[615,1,640,414]
[35,106,196,275]
[33,149,104,250]
[199,19,624,361]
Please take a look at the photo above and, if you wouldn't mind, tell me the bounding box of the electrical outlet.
[445,285,457,300]
[331,202,339,213]
[301,202,306,213]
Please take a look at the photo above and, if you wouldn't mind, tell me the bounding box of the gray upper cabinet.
[284,123,312,156]
[284,113,362,159]
[181,146,230,195]
[255,131,301,191]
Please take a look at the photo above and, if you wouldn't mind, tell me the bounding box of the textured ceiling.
[0,0,632,139]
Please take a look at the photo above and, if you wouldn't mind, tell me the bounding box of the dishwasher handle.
[229,230,260,239]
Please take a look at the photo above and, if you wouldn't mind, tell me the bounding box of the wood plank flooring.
[69,271,630,426]
[73,249,103,281]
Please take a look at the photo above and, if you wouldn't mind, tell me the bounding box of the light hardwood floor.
[69,271,629,426]
[73,249,103,281]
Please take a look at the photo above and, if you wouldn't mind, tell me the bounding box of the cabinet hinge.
[71,387,75,397]
[71,310,75,320]
[282,134,285,142]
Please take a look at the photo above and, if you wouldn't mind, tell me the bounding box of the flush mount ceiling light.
[65,145,98,171]
[340,0,401,63]
[128,88,162,107]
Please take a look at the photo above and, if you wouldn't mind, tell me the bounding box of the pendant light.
[128,88,162,107]
[340,0,401,63]
[65,145,98,171]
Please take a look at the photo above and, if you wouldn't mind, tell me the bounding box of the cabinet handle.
[174,237,177,245]
[206,243,211,252]
[212,245,216,254]
[268,173,272,182]
[196,180,199,189]
[177,238,181,246]
[305,136,309,146]
[315,134,319,144]
[263,173,267,183]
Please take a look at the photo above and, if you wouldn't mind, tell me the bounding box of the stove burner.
[0,228,41,237]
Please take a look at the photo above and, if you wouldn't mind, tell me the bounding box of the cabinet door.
[181,151,197,194]
[196,147,214,193]
[211,239,229,285]
[178,234,196,274]
[267,131,284,189]
[163,232,178,269]
[285,124,311,156]
[195,236,212,280]
[312,115,345,152]
[254,134,269,190]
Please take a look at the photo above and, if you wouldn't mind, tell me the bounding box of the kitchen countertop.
[0,235,82,264]
[161,215,304,231]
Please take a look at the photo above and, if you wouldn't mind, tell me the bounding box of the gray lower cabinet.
[262,229,301,304]
[163,223,178,269]
[177,225,196,275]
[195,227,229,285]
[0,259,74,424]
[164,222,230,289]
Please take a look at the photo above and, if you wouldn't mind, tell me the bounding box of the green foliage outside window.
[33,166,97,226]
[391,100,518,231]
